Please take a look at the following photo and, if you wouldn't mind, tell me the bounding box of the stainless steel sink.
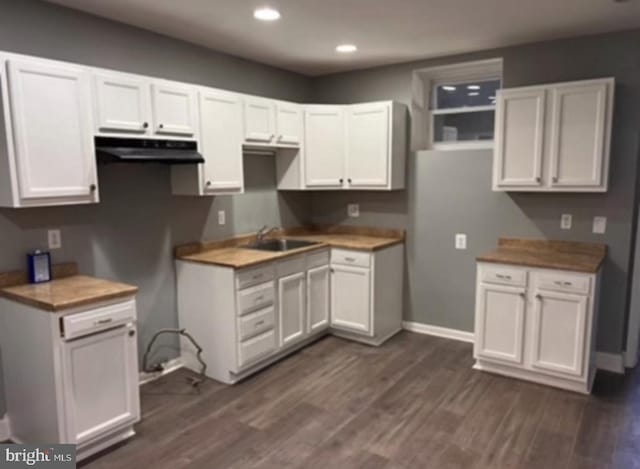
[241,239,320,252]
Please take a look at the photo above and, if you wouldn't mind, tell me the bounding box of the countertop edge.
[476,256,603,274]
[0,286,139,313]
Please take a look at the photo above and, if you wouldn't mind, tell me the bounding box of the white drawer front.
[276,255,306,278]
[535,272,590,295]
[238,329,276,368]
[331,249,371,268]
[480,265,527,287]
[307,249,330,269]
[238,306,274,341]
[236,264,274,290]
[237,281,275,316]
[62,299,136,340]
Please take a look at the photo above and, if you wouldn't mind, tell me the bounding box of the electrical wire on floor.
[142,328,207,389]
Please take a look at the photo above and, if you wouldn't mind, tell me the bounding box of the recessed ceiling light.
[468,92,480,96]
[254,7,281,21]
[442,86,457,91]
[336,44,357,53]
[467,85,481,90]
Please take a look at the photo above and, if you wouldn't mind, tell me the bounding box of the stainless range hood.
[95,137,204,164]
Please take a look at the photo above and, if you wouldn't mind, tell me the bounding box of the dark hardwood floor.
[81,332,640,469]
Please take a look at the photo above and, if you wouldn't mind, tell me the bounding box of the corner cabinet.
[493,78,614,192]
[0,56,99,207]
[474,263,600,394]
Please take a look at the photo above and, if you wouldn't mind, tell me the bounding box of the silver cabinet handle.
[255,320,265,327]
[252,273,264,280]
[254,295,264,302]
[95,318,113,325]
[496,274,512,280]
[554,280,572,286]
[344,257,356,262]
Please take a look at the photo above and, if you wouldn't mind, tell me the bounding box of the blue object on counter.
[27,250,52,284]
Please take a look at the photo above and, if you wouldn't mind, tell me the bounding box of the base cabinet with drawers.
[474,262,601,394]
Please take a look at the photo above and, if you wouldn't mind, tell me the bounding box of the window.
[431,78,501,149]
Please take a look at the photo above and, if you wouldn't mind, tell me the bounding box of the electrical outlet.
[218,210,226,226]
[593,216,607,234]
[455,233,467,250]
[347,204,360,218]
[48,229,61,250]
[561,214,572,230]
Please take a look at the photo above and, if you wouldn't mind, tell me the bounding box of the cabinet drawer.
[238,306,274,341]
[236,264,274,290]
[307,249,330,269]
[276,255,306,278]
[535,272,590,295]
[62,299,136,340]
[331,249,371,268]
[238,329,276,368]
[480,265,527,287]
[237,281,275,316]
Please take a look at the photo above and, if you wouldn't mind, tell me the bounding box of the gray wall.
[0,0,314,415]
[309,29,640,355]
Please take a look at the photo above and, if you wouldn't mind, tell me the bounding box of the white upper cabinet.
[275,102,303,146]
[0,57,98,207]
[151,81,197,137]
[244,97,276,143]
[94,72,151,134]
[493,78,613,192]
[304,105,345,188]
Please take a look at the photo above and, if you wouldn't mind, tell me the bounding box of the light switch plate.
[218,210,226,226]
[348,204,360,218]
[593,216,607,234]
[561,214,572,230]
[48,229,62,250]
[455,233,467,250]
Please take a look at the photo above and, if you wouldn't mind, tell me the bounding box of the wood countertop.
[477,238,607,273]
[176,225,405,269]
[0,274,138,312]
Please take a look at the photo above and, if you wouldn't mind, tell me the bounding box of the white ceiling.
[45,0,640,76]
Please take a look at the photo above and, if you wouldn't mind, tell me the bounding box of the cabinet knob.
[128,329,136,337]
[552,176,559,183]
[89,184,97,192]
[143,122,149,129]
[159,123,164,129]
[519,292,526,299]
[339,178,344,183]
[535,294,542,300]
[536,177,541,183]
[206,181,212,187]
[348,178,352,184]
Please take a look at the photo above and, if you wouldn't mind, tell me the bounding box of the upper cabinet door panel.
[276,103,302,146]
[493,88,545,188]
[346,103,390,189]
[94,73,151,134]
[151,82,197,136]
[244,97,275,143]
[549,82,608,188]
[199,89,244,193]
[304,106,345,188]
[7,59,97,201]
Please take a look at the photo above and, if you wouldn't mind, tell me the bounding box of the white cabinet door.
[7,59,98,202]
[199,89,244,193]
[151,82,197,136]
[278,271,306,347]
[244,97,275,143]
[276,103,303,146]
[493,88,545,189]
[307,265,330,333]
[331,264,371,335]
[474,283,526,365]
[61,324,140,445]
[548,82,607,188]
[304,106,345,188]
[346,102,390,189]
[94,73,151,133]
[531,290,588,377]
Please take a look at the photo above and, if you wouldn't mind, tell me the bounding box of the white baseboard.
[0,415,9,442]
[595,352,625,374]
[139,357,184,385]
[402,321,474,343]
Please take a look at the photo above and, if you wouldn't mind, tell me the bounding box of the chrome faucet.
[256,225,281,243]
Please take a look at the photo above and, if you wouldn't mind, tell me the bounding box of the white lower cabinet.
[331,264,371,334]
[0,297,140,461]
[278,270,306,347]
[307,264,330,333]
[474,263,600,394]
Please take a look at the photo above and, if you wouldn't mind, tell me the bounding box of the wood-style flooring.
[81,332,640,469]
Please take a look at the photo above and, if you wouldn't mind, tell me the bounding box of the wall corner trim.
[596,352,625,374]
[138,357,184,386]
[0,415,9,442]
[402,321,475,343]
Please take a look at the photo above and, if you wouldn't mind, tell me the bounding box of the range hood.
[95,137,204,165]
